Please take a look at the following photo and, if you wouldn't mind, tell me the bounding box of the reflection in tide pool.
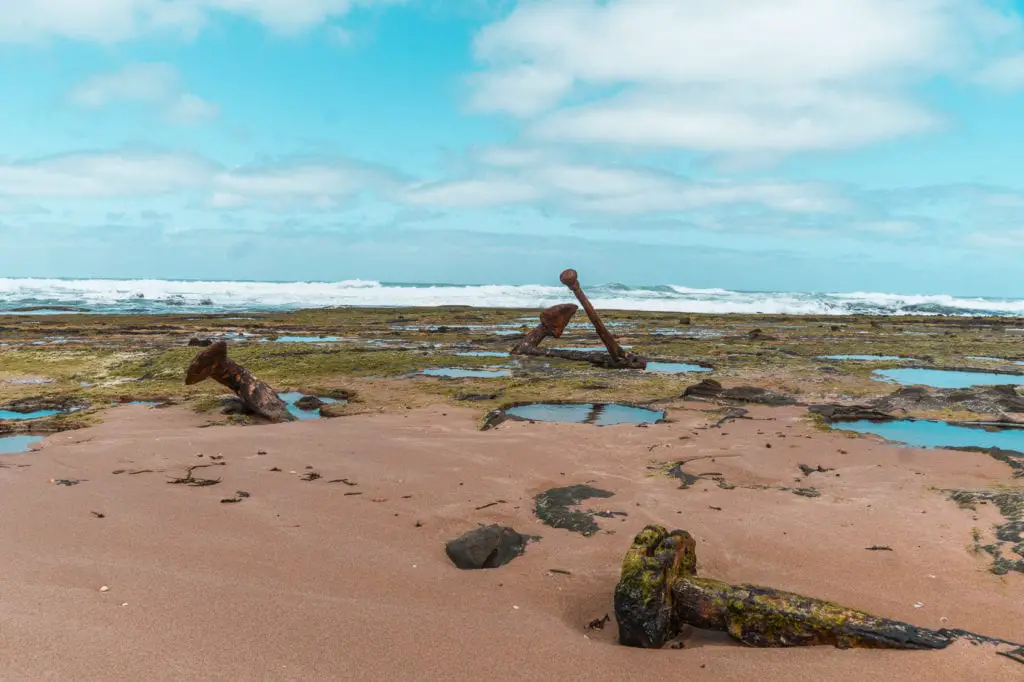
[0,434,44,453]
[873,368,1024,389]
[836,419,1024,451]
[506,402,664,426]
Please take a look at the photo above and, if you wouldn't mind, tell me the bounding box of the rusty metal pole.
[559,269,627,362]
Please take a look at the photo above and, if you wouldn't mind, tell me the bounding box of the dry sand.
[0,402,1020,681]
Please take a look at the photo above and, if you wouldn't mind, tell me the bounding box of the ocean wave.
[0,278,1020,317]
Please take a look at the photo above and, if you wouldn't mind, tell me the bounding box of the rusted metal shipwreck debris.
[614,524,1022,659]
[511,269,647,369]
[185,340,294,423]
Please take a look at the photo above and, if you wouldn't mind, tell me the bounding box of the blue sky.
[5,0,1024,295]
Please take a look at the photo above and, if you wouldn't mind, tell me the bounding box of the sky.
[5,0,1024,295]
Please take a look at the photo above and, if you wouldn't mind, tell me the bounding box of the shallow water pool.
[455,351,510,358]
[0,409,61,420]
[873,368,1024,389]
[836,419,1024,451]
[274,336,341,343]
[505,403,665,426]
[277,392,343,420]
[644,362,712,374]
[420,368,512,379]
[0,435,44,453]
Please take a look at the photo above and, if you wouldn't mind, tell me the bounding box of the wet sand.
[0,402,1020,681]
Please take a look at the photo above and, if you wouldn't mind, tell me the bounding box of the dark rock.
[807,404,895,423]
[220,397,251,415]
[791,487,821,498]
[455,393,499,401]
[188,338,213,347]
[445,524,528,570]
[746,328,776,341]
[319,403,348,419]
[682,379,796,406]
[293,395,325,411]
[874,385,1024,415]
[2,395,85,414]
[534,484,616,536]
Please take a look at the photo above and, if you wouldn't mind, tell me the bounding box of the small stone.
[445,524,529,570]
[100,586,110,592]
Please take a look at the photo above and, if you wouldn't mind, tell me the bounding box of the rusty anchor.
[511,269,646,369]
[185,340,295,423]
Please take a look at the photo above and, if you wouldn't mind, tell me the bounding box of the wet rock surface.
[293,396,325,411]
[808,404,896,422]
[875,385,1024,414]
[946,489,1024,575]
[1,396,86,414]
[444,524,530,570]
[682,379,797,406]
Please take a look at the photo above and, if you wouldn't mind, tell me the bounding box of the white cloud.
[0,151,397,209]
[468,0,1018,154]
[70,63,219,125]
[976,52,1024,89]
[0,0,408,43]
[0,151,214,198]
[528,87,942,153]
[398,151,843,214]
[402,178,544,207]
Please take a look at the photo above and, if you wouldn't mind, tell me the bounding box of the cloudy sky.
[4,0,1024,295]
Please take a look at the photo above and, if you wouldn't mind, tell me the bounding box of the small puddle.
[0,434,44,453]
[274,336,341,343]
[455,351,511,358]
[277,392,344,420]
[644,362,713,374]
[505,403,665,426]
[0,409,62,420]
[420,368,512,379]
[551,345,633,352]
[820,355,910,361]
[874,368,1024,389]
[835,419,1024,451]
[2,377,54,385]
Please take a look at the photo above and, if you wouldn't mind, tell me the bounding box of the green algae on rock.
[614,525,981,651]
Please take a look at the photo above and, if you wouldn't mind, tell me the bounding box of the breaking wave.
[0,278,1022,317]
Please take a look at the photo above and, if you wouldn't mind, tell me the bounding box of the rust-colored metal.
[614,525,1019,655]
[185,340,294,423]
[559,268,646,369]
[513,303,578,353]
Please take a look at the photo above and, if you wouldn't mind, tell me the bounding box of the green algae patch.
[533,484,619,536]
[946,488,1024,575]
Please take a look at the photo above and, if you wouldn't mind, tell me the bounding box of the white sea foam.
[0,278,1021,316]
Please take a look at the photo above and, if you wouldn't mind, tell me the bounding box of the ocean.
[1,278,1023,317]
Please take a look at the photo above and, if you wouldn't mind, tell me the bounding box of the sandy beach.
[1,397,1020,680]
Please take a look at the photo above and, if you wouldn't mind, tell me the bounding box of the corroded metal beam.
[614,525,969,651]
[185,340,294,423]
[560,268,646,369]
